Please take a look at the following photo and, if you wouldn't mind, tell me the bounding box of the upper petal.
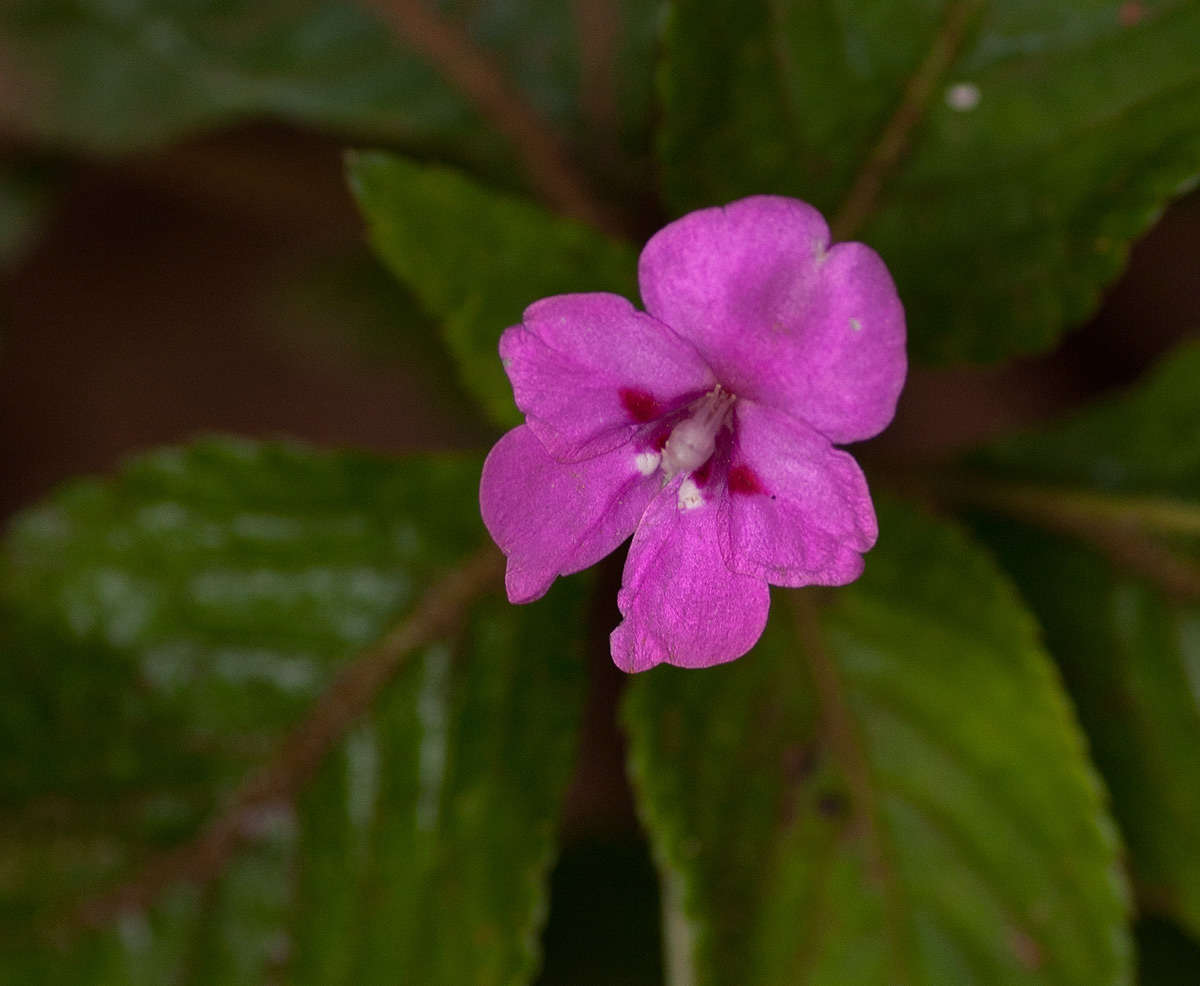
[638,196,906,443]
[480,425,659,603]
[610,479,769,672]
[500,293,714,462]
[719,401,878,588]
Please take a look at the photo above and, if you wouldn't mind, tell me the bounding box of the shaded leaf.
[975,520,1200,945]
[349,151,638,427]
[967,341,1200,938]
[659,0,1200,362]
[4,0,482,153]
[624,496,1130,985]
[0,437,585,984]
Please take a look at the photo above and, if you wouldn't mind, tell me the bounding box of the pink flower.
[480,197,906,672]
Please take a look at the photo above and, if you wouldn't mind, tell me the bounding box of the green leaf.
[4,0,659,193]
[287,586,585,985]
[974,520,1200,944]
[348,151,638,427]
[965,341,1200,938]
[659,0,1200,363]
[624,497,1130,985]
[0,437,586,984]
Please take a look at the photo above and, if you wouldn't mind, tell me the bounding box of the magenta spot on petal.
[728,464,767,496]
[619,387,660,423]
[692,459,713,487]
[650,425,672,451]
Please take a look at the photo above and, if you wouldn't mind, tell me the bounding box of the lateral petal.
[480,425,659,603]
[719,401,877,587]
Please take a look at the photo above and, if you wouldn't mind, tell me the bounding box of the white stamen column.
[661,387,735,481]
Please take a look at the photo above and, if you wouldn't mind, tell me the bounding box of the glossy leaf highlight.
[0,438,585,984]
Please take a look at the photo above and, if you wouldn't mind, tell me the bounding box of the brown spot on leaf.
[1007,927,1043,970]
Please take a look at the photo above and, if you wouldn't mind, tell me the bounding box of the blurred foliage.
[6,0,479,148]
[626,497,1129,985]
[1,0,659,197]
[0,439,585,983]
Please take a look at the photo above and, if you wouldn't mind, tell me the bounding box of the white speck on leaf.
[346,724,380,831]
[945,82,981,111]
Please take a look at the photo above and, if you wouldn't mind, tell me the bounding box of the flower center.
[661,387,735,479]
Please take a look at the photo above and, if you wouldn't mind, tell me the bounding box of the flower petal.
[638,196,906,443]
[720,401,877,587]
[611,480,769,672]
[480,425,659,603]
[500,293,714,462]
